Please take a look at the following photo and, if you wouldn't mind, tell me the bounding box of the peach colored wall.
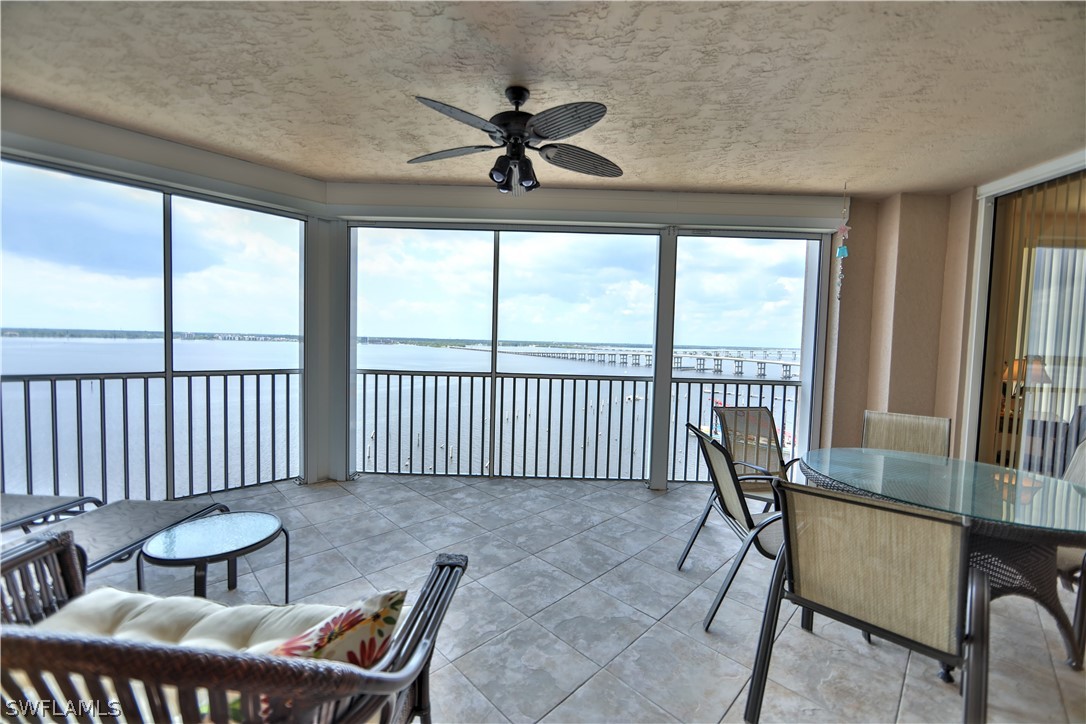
[823,192,974,448]
[866,195,903,413]
[884,195,951,415]
[819,199,878,447]
[935,188,978,456]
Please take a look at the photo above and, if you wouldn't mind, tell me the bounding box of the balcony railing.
[0,369,300,502]
[355,369,801,483]
[356,371,652,479]
[669,378,801,482]
[1,366,801,502]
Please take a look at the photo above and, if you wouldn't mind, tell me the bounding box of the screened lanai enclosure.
[1,158,827,503]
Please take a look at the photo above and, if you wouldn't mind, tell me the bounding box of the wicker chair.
[745,480,990,724]
[1055,440,1086,666]
[677,423,784,632]
[862,410,952,457]
[1,531,467,724]
[1,494,103,532]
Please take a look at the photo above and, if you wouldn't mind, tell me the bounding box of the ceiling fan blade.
[407,146,499,164]
[416,97,502,135]
[536,144,622,178]
[527,102,606,140]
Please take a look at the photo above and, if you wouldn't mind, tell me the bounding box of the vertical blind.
[986,170,1085,479]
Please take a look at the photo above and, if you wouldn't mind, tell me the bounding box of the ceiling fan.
[407,86,622,195]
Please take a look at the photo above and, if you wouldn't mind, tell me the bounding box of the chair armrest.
[735,461,773,476]
[1,530,86,624]
[738,474,780,484]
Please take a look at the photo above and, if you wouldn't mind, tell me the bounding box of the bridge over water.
[499,347,800,379]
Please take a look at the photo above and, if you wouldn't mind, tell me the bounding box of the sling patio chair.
[1,493,103,532]
[713,405,799,488]
[12,497,229,574]
[745,479,990,724]
[677,423,784,631]
[862,409,952,457]
[1,530,468,724]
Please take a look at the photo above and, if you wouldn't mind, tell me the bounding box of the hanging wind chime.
[835,184,850,301]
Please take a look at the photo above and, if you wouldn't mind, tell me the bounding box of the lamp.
[489,155,512,184]
[518,156,540,191]
[1002,356,1052,399]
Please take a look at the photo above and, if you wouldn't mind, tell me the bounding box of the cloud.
[1,162,169,278]
[1,252,163,330]
[673,236,808,348]
[1,168,303,335]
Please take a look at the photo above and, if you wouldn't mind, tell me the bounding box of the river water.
[1,337,803,499]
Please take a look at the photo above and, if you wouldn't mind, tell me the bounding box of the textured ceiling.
[1,1,1084,198]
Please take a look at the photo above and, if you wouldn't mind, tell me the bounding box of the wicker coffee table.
[137,511,289,602]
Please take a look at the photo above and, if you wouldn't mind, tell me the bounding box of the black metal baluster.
[271,374,278,481]
[23,380,33,494]
[122,378,131,499]
[558,379,565,478]
[144,378,151,500]
[99,379,108,501]
[240,375,247,485]
[255,375,262,484]
[223,375,229,488]
[186,373,193,499]
[534,378,541,477]
[49,379,59,495]
[409,374,416,473]
[205,376,211,491]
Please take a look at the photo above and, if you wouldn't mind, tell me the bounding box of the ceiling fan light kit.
[408,86,621,195]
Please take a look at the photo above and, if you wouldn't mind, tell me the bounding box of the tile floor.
[85,474,1085,723]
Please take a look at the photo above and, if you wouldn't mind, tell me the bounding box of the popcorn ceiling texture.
[1,1,1083,197]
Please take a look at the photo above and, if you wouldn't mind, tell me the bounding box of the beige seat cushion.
[35,586,342,654]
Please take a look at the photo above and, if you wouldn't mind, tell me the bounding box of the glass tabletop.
[142,511,282,562]
[801,448,1086,534]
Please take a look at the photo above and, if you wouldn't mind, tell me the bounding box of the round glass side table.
[137,511,289,602]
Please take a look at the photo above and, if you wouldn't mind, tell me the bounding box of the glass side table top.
[801,447,1086,535]
[142,511,282,562]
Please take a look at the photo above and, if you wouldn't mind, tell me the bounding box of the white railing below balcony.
[0,369,301,502]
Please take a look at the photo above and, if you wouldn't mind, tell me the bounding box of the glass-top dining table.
[800,447,1086,668]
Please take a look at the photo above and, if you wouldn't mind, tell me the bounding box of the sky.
[1,161,302,336]
[1,159,811,349]
[356,229,809,348]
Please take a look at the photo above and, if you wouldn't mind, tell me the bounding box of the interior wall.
[866,195,903,413]
[824,192,972,447]
[935,187,979,455]
[819,199,878,447]
[883,194,951,414]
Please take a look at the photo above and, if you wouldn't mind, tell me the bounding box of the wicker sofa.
[0,531,466,723]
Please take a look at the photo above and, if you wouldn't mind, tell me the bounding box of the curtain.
[987,170,1085,478]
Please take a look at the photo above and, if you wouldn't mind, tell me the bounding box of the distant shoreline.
[0,329,798,353]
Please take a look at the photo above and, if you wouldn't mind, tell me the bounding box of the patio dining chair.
[745,480,990,724]
[713,405,799,485]
[677,423,784,631]
[0,493,103,532]
[862,410,952,457]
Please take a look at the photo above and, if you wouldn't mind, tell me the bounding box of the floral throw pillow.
[270,590,407,668]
